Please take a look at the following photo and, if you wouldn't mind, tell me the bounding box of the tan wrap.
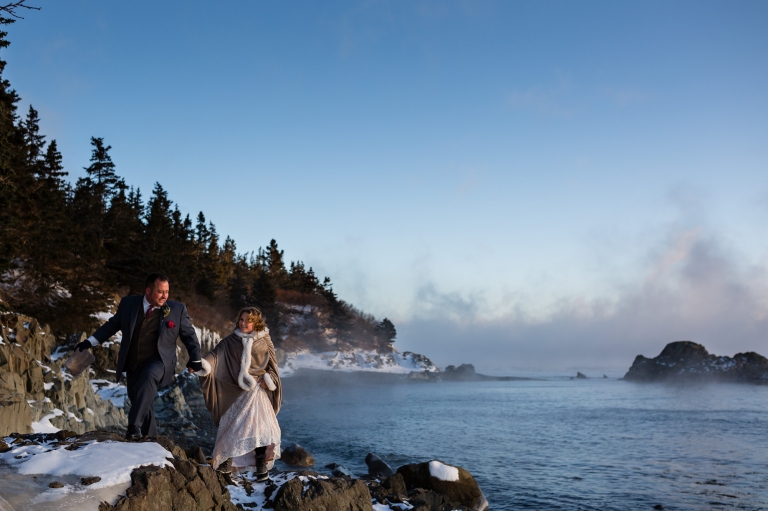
[199,329,281,427]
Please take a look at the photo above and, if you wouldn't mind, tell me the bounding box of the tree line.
[0,19,396,351]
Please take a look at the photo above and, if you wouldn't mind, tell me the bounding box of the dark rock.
[603,374,608,379]
[0,439,9,453]
[325,462,354,478]
[381,473,407,495]
[407,488,454,511]
[576,372,587,379]
[48,481,64,488]
[397,460,488,511]
[653,505,664,510]
[273,476,373,511]
[280,443,314,467]
[81,476,102,485]
[365,452,394,478]
[624,341,768,383]
[187,445,207,465]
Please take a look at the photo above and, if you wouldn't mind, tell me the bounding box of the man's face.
[145,279,169,308]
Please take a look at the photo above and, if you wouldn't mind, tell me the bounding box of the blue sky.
[8,1,768,372]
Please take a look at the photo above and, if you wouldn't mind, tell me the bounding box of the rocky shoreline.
[1,430,489,511]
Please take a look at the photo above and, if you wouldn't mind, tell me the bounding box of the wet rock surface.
[624,341,768,383]
[280,443,315,467]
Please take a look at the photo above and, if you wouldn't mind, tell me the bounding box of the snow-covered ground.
[280,349,439,377]
[0,438,172,510]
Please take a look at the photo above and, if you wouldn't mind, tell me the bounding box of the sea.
[278,372,768,510]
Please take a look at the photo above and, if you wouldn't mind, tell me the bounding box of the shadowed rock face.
[0,313,127,436]
[397,460,489,511]
[624,341,768,383]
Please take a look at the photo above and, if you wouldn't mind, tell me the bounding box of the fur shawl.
[198,327,282,426]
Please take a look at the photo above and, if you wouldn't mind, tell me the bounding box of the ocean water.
[278,373,768,510]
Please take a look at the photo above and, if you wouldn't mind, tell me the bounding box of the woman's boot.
[254,446,269,482]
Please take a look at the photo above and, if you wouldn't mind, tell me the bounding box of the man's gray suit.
[91,295,201,435]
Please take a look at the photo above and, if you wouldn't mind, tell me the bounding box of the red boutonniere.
[167,321,175,328]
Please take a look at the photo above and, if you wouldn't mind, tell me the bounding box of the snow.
[90,380,128,407]
[9,441,172,490]
[281,349,438,377]
[428,461,459,482]
[49,345,68,361]
[31,408,64,433]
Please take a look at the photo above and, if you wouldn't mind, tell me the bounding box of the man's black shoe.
[125,425,142,441]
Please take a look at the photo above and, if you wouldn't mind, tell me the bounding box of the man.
[76,272,203,439]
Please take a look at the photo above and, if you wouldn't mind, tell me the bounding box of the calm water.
[278,373,768,510]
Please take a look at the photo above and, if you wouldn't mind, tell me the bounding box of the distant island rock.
[441,363,533,382]
[624,341,768,383]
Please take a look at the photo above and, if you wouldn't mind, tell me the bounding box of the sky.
[6,0,768,373]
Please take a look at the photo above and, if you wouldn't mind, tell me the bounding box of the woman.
[197,307,281,480]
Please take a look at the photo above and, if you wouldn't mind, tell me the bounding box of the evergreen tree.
[375,318,397,351]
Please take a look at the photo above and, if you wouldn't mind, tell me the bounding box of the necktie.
[147,306,153,315]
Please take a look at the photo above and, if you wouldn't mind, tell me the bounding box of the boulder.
[397,460,488,511]
[98,446,236,511]
[576,372,587,379]
[273,476,373,511]
[281,443,314,467]
[365,452,394,478]
[325,462,354,478]
[624,341,768,383]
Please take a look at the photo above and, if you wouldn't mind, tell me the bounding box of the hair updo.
[235,306,266,332]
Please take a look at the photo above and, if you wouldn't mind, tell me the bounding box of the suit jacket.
[91,295,201,387]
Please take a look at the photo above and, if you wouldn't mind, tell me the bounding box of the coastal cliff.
[624,341,768,383]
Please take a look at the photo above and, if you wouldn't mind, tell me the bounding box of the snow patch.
[428,461,459,482]
[31,408,64,433]
[90,380,128,407]
[281,349,438,377]
[12,441,172,490]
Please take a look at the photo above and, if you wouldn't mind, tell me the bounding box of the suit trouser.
[126,356,165,436]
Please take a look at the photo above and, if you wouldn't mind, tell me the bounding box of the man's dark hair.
[145,272,170,290]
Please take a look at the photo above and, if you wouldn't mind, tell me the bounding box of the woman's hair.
[235,306,266,332]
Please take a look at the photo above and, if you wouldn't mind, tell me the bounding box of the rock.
[576,372,587,379]
[624,341,768,383]
[381,473,407,495]
[325,462,354,478]
[272,476,373,511]
[48,481,64,488]
[407,488,454,511]
[397,460,488,511]
[365,452,394,478]
[280,443,314,467]
[603,374,608,379]
[99,447,236,511]
[81,476,101,485]
[0,387,33,436]
[187,445,207,465]
[653,505,664,510]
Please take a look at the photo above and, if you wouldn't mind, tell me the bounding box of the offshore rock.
[623,341,768,383]
[397,460,489,511]
[272,476,373,511]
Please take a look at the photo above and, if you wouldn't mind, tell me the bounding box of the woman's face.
[239,313,255,334]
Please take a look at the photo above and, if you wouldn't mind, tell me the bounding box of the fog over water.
[396,223,768,374]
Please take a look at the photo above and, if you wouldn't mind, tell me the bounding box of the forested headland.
[0,19,396,352]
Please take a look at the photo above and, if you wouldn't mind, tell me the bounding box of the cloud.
[397,227,768,375]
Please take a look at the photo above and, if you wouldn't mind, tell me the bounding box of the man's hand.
[259,378,268,389]
[75,340,93,352]
[187,360,203,372]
